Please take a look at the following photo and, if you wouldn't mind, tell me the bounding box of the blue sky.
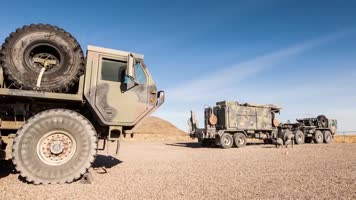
[0,0,355,132]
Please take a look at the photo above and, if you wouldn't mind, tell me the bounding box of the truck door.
[94,55,149,125]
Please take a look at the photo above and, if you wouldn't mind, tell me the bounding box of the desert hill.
[131,117,189,141]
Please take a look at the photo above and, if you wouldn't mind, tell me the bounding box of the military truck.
[0,24,164,184]
[278,115,337,144]
[189,101,337,148]
[188,101,281,148]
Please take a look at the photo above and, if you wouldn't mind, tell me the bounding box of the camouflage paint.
[83,46,162,127]
[189,101,281,140]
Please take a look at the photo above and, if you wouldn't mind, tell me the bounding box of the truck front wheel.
[12,109,97,184]
[323,130,332,144]
[219,133,233,149]
[294,130,305,145]
[233,133,247,148]
[313,130,324,144]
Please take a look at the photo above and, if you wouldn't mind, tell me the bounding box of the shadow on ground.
[165,142,213,148]
[0,160,16,179]
[165,142,205,148]
[165,142,274,149]
[93,155,122,169]
[92,155,122,175]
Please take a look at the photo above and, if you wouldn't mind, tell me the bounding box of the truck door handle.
[150,90,157,94]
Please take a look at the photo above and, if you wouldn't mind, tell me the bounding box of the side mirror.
[156,91,165,107]
[126,53,135,80]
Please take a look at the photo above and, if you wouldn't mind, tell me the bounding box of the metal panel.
[0,75,84,102]
[0,121,24,130]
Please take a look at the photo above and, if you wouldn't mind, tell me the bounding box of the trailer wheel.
[282,129,294,145]
[305,137,313,143]
[0,24,85,92]
[313,130,324,144]
[323,130,332,144]
[233,132,247,148]
[220,133,233,149]
[12,109,97,184]
[294,130,305,144]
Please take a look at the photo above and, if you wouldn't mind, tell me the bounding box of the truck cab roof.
[87,45,144,60]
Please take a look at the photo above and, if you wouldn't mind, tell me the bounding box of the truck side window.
[101,58,127,82]
[134,62,147,84]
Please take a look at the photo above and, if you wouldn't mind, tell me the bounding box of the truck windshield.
[134,62,147,84]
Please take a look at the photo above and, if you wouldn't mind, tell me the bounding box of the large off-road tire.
[323,130,332,144]
[313,130,324,144]
[317,115,328,128]
[233,132,247,148]
[219,133,233,149]
[0,24,85,92]
[294,130,305,145]
[281,129,294,145]
[12,109,97,184]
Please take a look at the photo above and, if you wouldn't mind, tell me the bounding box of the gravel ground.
[0,142,355,200]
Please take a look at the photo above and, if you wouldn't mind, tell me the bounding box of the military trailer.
[278,115,337,144]
[0,24,164,184]
[189,101,281,149]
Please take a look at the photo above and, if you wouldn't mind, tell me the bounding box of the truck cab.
[83,46,165,135]
[328,119,338,135]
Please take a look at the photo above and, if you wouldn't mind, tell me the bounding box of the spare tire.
[0,24,85,92]
[317,115,328,128]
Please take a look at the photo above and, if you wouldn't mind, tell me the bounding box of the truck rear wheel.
[294,130,305,144]
[323,130,332,144]
[0,24,85,92]
[12,109,97,184]
[313,130,324,144]
[233,132,247,148]
[220,133,233,149]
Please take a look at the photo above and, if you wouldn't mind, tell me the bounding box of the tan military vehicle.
[0,24,164,184]
[278,115,337,144]
[189,101,338,148]
[189,101,281,149]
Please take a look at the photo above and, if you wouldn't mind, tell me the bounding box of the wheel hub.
[297,135,302,141]
[32,53,59,71]
[50,141,64,154]
[37,131,76,165]
[25,43,62,73]
[223,137,231,145]
[237,137,244,145]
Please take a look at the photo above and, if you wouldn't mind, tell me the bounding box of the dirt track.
[1,141,355,200]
